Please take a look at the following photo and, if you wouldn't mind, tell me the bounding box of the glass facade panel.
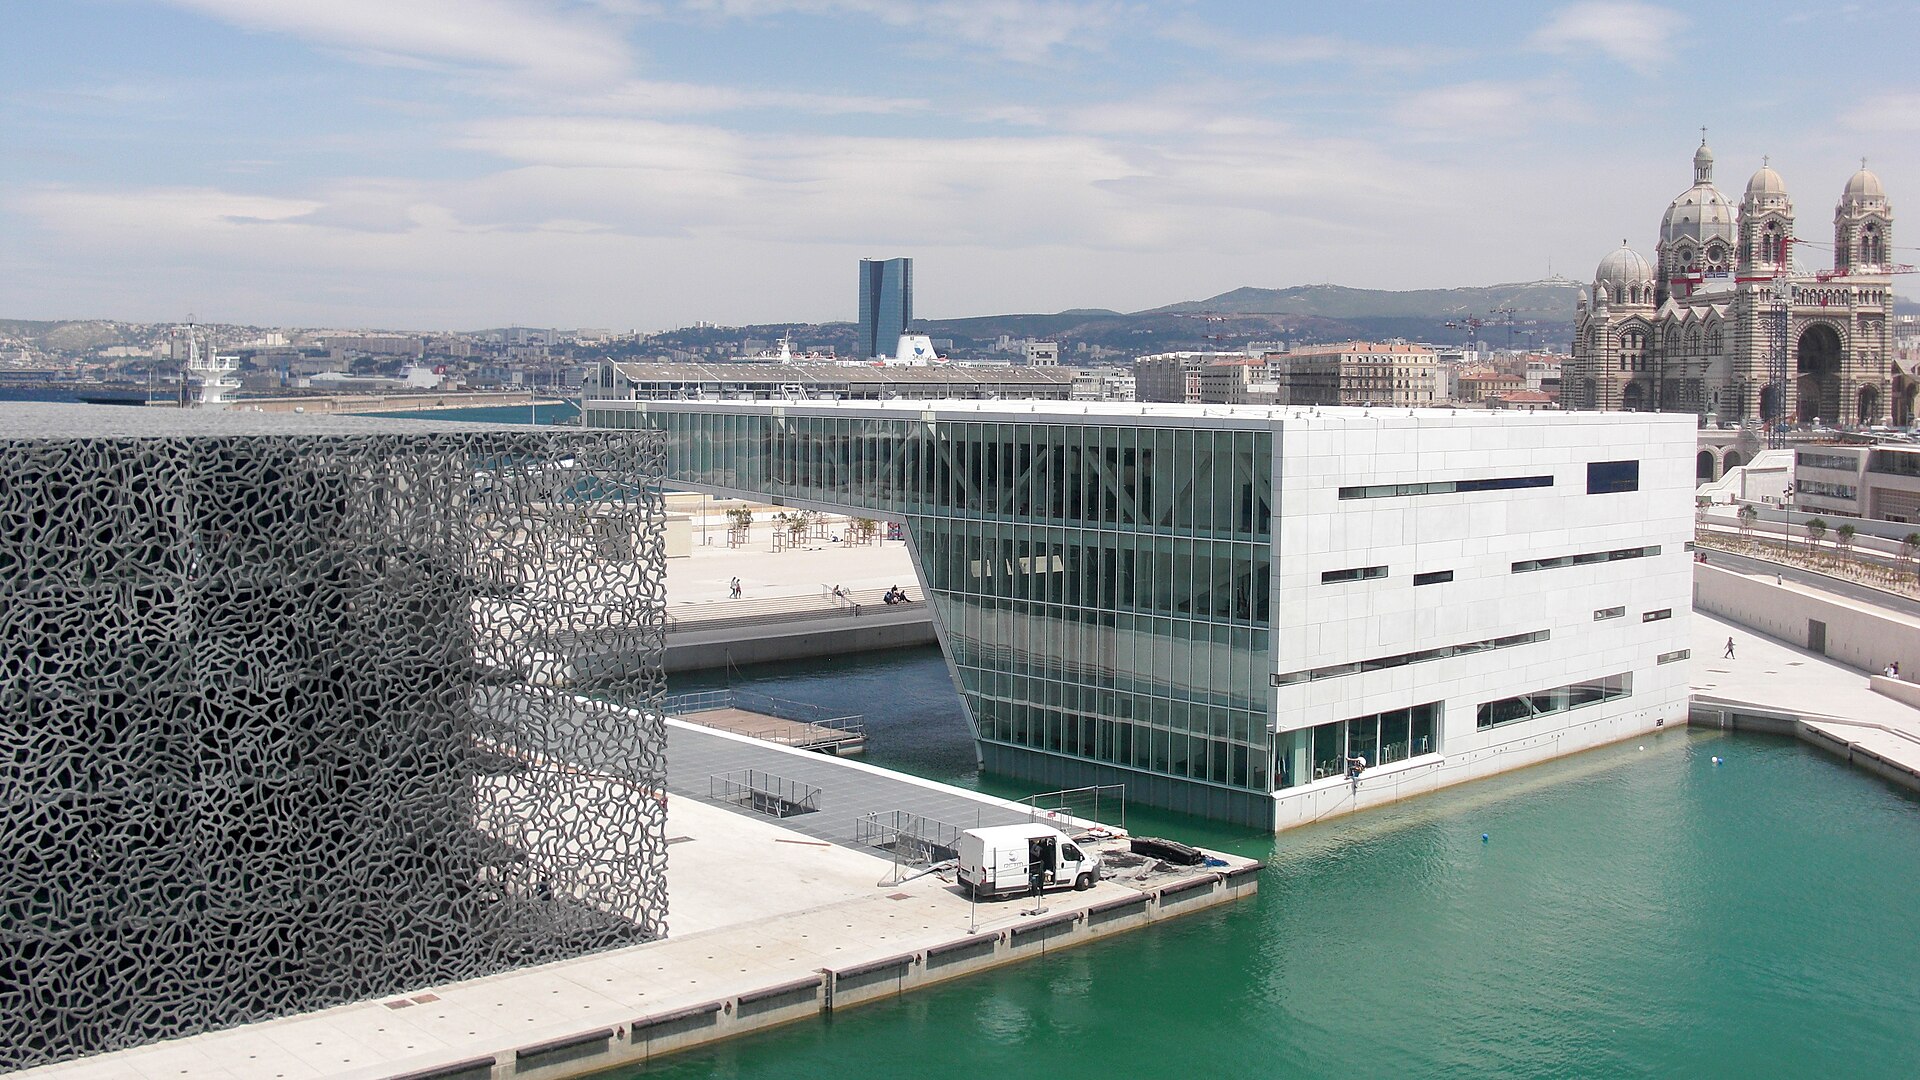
[1868,450,1920,478]
[1274,702,1442,789]
[1798,451,1858,472]
[623,405,1277,817]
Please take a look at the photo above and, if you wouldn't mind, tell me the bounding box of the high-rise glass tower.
[857,257,912,359]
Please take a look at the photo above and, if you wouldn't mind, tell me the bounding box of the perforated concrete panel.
[0,409,667,1071]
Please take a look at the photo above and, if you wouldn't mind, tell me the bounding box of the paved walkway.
[666,513,917,609]
[1693,609,1920,783]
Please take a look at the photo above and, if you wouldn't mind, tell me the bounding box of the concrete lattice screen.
[0,420,667,1071]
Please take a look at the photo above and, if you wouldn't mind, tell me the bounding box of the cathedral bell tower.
[1834,163,1894,275]
[1739,159,1795,276]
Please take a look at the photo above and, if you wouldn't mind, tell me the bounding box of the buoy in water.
[1481,834,1490,843]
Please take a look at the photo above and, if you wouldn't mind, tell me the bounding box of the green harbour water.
[647,647,1920,1079]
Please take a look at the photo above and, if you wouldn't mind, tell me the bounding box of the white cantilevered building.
[585,398,1695,829]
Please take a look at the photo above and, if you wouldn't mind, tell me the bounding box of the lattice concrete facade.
[0,406,667,1071]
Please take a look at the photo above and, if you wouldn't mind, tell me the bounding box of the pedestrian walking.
[729,576,742,599]
[1723,636,1736,659]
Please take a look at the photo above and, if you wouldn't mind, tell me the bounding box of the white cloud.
[1392,80,1584,142]
[1159,20,1437,69]
[1843,93,1920,133]
[524,78,926,116]
[8,107,1470,327]
[159,0,633,85]
[1528,2,1685,72]
[677,0,1125,61]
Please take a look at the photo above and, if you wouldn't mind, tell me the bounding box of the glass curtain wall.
[603,405,1277,822]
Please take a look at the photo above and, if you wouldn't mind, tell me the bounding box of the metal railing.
[854,810,964,865]
[664,687,859,726]
[708,769,821,818]
[663,688,865,747]
[1024,784,1125,830]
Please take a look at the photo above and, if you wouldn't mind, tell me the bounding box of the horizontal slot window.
[1477,671,1633,730]
[1868,450,1920,478]
[1798,452,1859,472]
[1412,570,1453,586]
[1273,629,1549,687]
[1799,479,1857,500]
[1322,565,1387,584]
[1594,606,1625,621]
[1642,608,1672,622]
[1339,474,1553,500]
[1513,545,1661,574]
[1657,649,1690,664]
[1586,460,1640,494]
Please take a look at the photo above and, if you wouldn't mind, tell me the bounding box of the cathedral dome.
[1845,167,1884,199]
[1840,166,1887,208]
[1746,164,1788,198]
[1661,185,1736,246]
[1596,243,1653,290]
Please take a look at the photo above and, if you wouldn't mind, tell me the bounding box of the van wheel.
[1074,873,1093,891]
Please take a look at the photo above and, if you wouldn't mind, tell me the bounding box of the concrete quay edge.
[14,857,1259,1080]
[1689,694,1920,795]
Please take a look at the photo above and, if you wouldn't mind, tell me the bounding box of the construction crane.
[1443,316,1484,350]
[1485,307,1517,350]
[1745,237,1913,445]
[1812,242,1920,282]
[1170,310,1298,350]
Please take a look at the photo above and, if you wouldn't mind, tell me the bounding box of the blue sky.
[3,0,1914,329]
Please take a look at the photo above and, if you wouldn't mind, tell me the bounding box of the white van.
[957,823,1100,899]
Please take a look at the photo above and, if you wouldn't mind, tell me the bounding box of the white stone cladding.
[1270,409,1695,826]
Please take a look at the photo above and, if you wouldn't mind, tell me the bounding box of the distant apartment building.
[858,257,913,359]
[319,334,425,357]
[1134,351,1256,403]
[1525,356,1563,393]
[1193,358,1278,404]
[1272,342,1438,407]
[1490,389,1558,412]
[1026,341,1061,366]
[1456,368,1527,406]
[425,336,479,359]
[1071,368,1137,401]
